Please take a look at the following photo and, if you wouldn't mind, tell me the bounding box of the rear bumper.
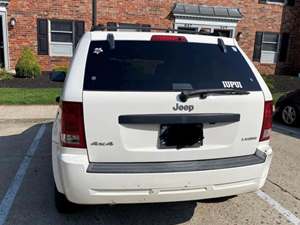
[87,151,266,173]
[53,145,272,205]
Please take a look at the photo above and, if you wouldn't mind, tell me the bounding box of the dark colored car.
[275,89,300,126]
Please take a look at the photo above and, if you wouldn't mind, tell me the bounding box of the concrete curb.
[0,105,58,121]
[0,119,54,124]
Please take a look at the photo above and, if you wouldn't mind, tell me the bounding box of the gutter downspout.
[92,0,97,27]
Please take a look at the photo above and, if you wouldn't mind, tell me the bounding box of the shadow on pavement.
[0,122,44,199]
[199,195,237,204]
[66,202,197,225]
[2,122,197,225]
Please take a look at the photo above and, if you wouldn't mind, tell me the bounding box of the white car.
[51,28,273,213]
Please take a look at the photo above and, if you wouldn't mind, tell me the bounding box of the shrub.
[53,66,68,74]
[262,75,275,93]
[15,47,41,78]
[0,69,13,80]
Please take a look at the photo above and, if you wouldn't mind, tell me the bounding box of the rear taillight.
[151,35,187,42]
[259,101,273,142]
[61,101,86,148]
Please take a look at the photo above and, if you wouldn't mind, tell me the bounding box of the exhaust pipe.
[92,0,97,27]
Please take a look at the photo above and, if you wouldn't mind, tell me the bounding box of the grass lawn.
[0,75,298,105]
[0,88,61,105]
[262,75,300,103]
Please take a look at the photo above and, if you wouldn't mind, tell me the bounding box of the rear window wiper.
[179,88,250,102]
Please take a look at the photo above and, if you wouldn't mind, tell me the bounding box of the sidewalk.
[0,105,58,121]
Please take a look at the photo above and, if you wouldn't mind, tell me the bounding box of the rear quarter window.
[84,41,261,92]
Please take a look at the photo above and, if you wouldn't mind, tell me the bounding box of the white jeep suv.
[51,29,273,213]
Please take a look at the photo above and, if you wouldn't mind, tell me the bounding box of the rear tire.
[280,104,299,126]
[54,186,78,213]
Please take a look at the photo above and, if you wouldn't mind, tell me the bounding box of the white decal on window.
[93,48,103,55]
[222,81,243,89]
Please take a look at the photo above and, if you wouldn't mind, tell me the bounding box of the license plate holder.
[159,124,204,149]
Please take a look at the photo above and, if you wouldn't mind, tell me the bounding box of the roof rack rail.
[90,24,221,36]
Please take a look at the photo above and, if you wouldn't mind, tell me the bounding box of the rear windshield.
[84,41,261,91]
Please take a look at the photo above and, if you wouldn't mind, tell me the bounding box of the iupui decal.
[222,81,243,89]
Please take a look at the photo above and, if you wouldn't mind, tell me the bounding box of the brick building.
[0,0,299,75]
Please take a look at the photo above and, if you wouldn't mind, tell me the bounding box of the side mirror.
[50,71,66,82]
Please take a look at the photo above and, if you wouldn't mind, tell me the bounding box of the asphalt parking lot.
[0,120,299,225]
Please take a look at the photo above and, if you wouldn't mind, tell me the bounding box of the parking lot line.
[0,124,46,225]
[256,190,300,225]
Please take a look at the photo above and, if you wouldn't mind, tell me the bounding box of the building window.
[212,29,233,38]
[253,32,290,64]
[37,18,85,57]
[176,26,233,37]
[177,27,198,34]
[261,32,280,64]
[49,20,74,57]
[259,0,295,6]
[172,4,242,38]
[174,21,236,38]
[266,0,285,4]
